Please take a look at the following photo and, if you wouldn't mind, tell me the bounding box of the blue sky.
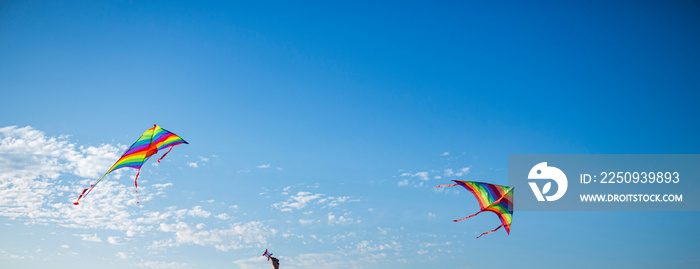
[1,1,699,268]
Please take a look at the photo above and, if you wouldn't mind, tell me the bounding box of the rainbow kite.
[74,124,188,205]
[436,180,513,238]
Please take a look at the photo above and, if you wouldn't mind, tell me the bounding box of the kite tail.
[134,168,141,204]
[73,185,93,205]
[454,210,483,222]
[157,146,174,163]
[435,184,459,188]
[476,224,504,238]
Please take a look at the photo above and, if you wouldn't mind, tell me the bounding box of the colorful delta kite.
[436,180,513,238]
[74,124,188,205]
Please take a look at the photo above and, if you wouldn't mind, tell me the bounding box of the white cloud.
[444,169,454,177]
[152,183,173,196]
[256,164,270,169]
[272,191,323,212]
[286,253,361,269]
[165,206,212,220]
[74,233,102,242]
[298,219,317,225]
[186,157,209,169]
[399,166,472,188]
[399,171,429,181]
[153,221,277,252]
[115,252,130,259]
[108,236,126,245]
[0,248,33,260]
[231,256,269,269]
[440,152,450,156]
[214,213,229,220]
[272,190,358,212]
[420,242,452,248]
[443,167,470,177]
[60,245,70,249]
[187,206,211,218]
[138,260,194,269]
[377,227,390,235]
[455,167,470,177]
[350,240,402,261]
[397,171,431,187]
[151,183,173,189]
[327,212,360,225]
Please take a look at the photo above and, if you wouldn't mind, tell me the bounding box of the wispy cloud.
[396,171,430,187]
[74,233,102,242]
[272,191,323,212]
[398,165,472,188]
[328,212,360,225]
[272,190,358,212]
[186,156,211,169]
[115,252,130,260]
[138,260,195,269]
[108,236,126,245]
[152,221,277,251]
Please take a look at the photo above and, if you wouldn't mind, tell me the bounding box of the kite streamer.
[74,124,188,205]
[436,180,513,238]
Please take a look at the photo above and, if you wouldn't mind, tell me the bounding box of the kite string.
[73,172,109,205]
[157,146,174,163]
[476,224,504,238]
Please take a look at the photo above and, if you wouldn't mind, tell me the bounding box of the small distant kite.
[74,124,188,205]
[263,249,279,269]
[262,249,273,261]
[436,180,513,238]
